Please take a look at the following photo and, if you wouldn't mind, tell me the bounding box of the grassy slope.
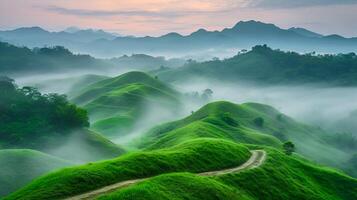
[0,149,72,197]
[5,139,251,200]
[46,129,126,163]
[98,147,357,200]
[137,101,348,169]
[71,71,180,137]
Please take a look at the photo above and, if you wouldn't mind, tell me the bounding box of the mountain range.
[1,20,356,58]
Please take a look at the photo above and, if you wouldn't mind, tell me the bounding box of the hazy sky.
[1,0,357,37]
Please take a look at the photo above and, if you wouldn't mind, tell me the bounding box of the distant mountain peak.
[162,32,183,38]
[64,26,81,33]
[288,27,323,38]
[13,26,48,33]
[233,20,279,30]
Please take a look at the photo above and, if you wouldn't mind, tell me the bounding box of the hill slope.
[0,77,125,162]
[5,139,251,200]
[99,147,357,200]
[137,101,349,171]
[0,149,72,197]
[72,71,181,138]
[154,45,357,86]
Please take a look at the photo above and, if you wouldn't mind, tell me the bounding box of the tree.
[201,88,213,101]
[253,117,264,127]
[283,141,295,155]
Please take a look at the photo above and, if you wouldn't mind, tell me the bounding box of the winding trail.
[65,150,266,200]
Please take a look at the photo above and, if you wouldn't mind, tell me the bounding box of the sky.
[1,0,357,37]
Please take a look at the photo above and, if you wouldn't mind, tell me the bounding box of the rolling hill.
[98,147,357,200]
[4,139,251,200]
[153,45,357,86]
[5,139,357,200]
[72,71,181,138]
[0,149,72,197]
[137,101,350,172]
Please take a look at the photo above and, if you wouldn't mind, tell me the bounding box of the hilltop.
[137,101,350,172]
[72,71,181,138]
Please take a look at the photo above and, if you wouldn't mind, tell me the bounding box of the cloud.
[246,0,357,8]
[43,0,248,19]
[46,6,183,18]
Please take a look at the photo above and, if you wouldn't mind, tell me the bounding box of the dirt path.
[65,150,266,200]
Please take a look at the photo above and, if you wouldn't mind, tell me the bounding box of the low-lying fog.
[176,80,357,136]
[15,72,357,142]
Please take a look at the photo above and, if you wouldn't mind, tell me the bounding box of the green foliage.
[283,141,295,155]
[5,139,251,200]
[0,149,72,197]
[0,78,89,149]
[0,42,109,73]
[253,117,264,127]
[155,45,357,85]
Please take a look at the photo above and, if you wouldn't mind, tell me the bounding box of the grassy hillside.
[0,77,125,162]
[137,101,349,170]
[5,139,251,200]
[154,45,357,86]
[72,71,181,138]
[0,149,72,197]
[99,147,357,200]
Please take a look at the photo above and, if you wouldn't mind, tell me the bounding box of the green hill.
[0,76,125,162]
[5,139,251,200]
[154,45,357,86]
[137,101,349,171]
[0,149,72,197]
[6,140,357,200]
[72,71,181,138]
[99,147,357,200]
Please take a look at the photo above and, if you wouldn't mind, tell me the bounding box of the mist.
[174,78,357,135]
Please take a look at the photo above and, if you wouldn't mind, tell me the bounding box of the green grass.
[97,147,357,200]
[137,101,349,169]
[0,149,72,197]
[71,71,180,138]
[5,139,251,200]
[98,173,251,200]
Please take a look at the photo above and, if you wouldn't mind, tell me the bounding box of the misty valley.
[0,19,357,200]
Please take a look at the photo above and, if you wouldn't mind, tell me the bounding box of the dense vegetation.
[0,76,88,149]
[0,42,110,74]
[0,149,72,197]
[101,147,357,200]
[155,45,357,85]
[5,139,251,200]
[137,101,350,174]
[72,71,181,138]
[0,77,125,162]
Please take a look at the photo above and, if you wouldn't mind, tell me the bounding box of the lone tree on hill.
[283,141,295,155]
